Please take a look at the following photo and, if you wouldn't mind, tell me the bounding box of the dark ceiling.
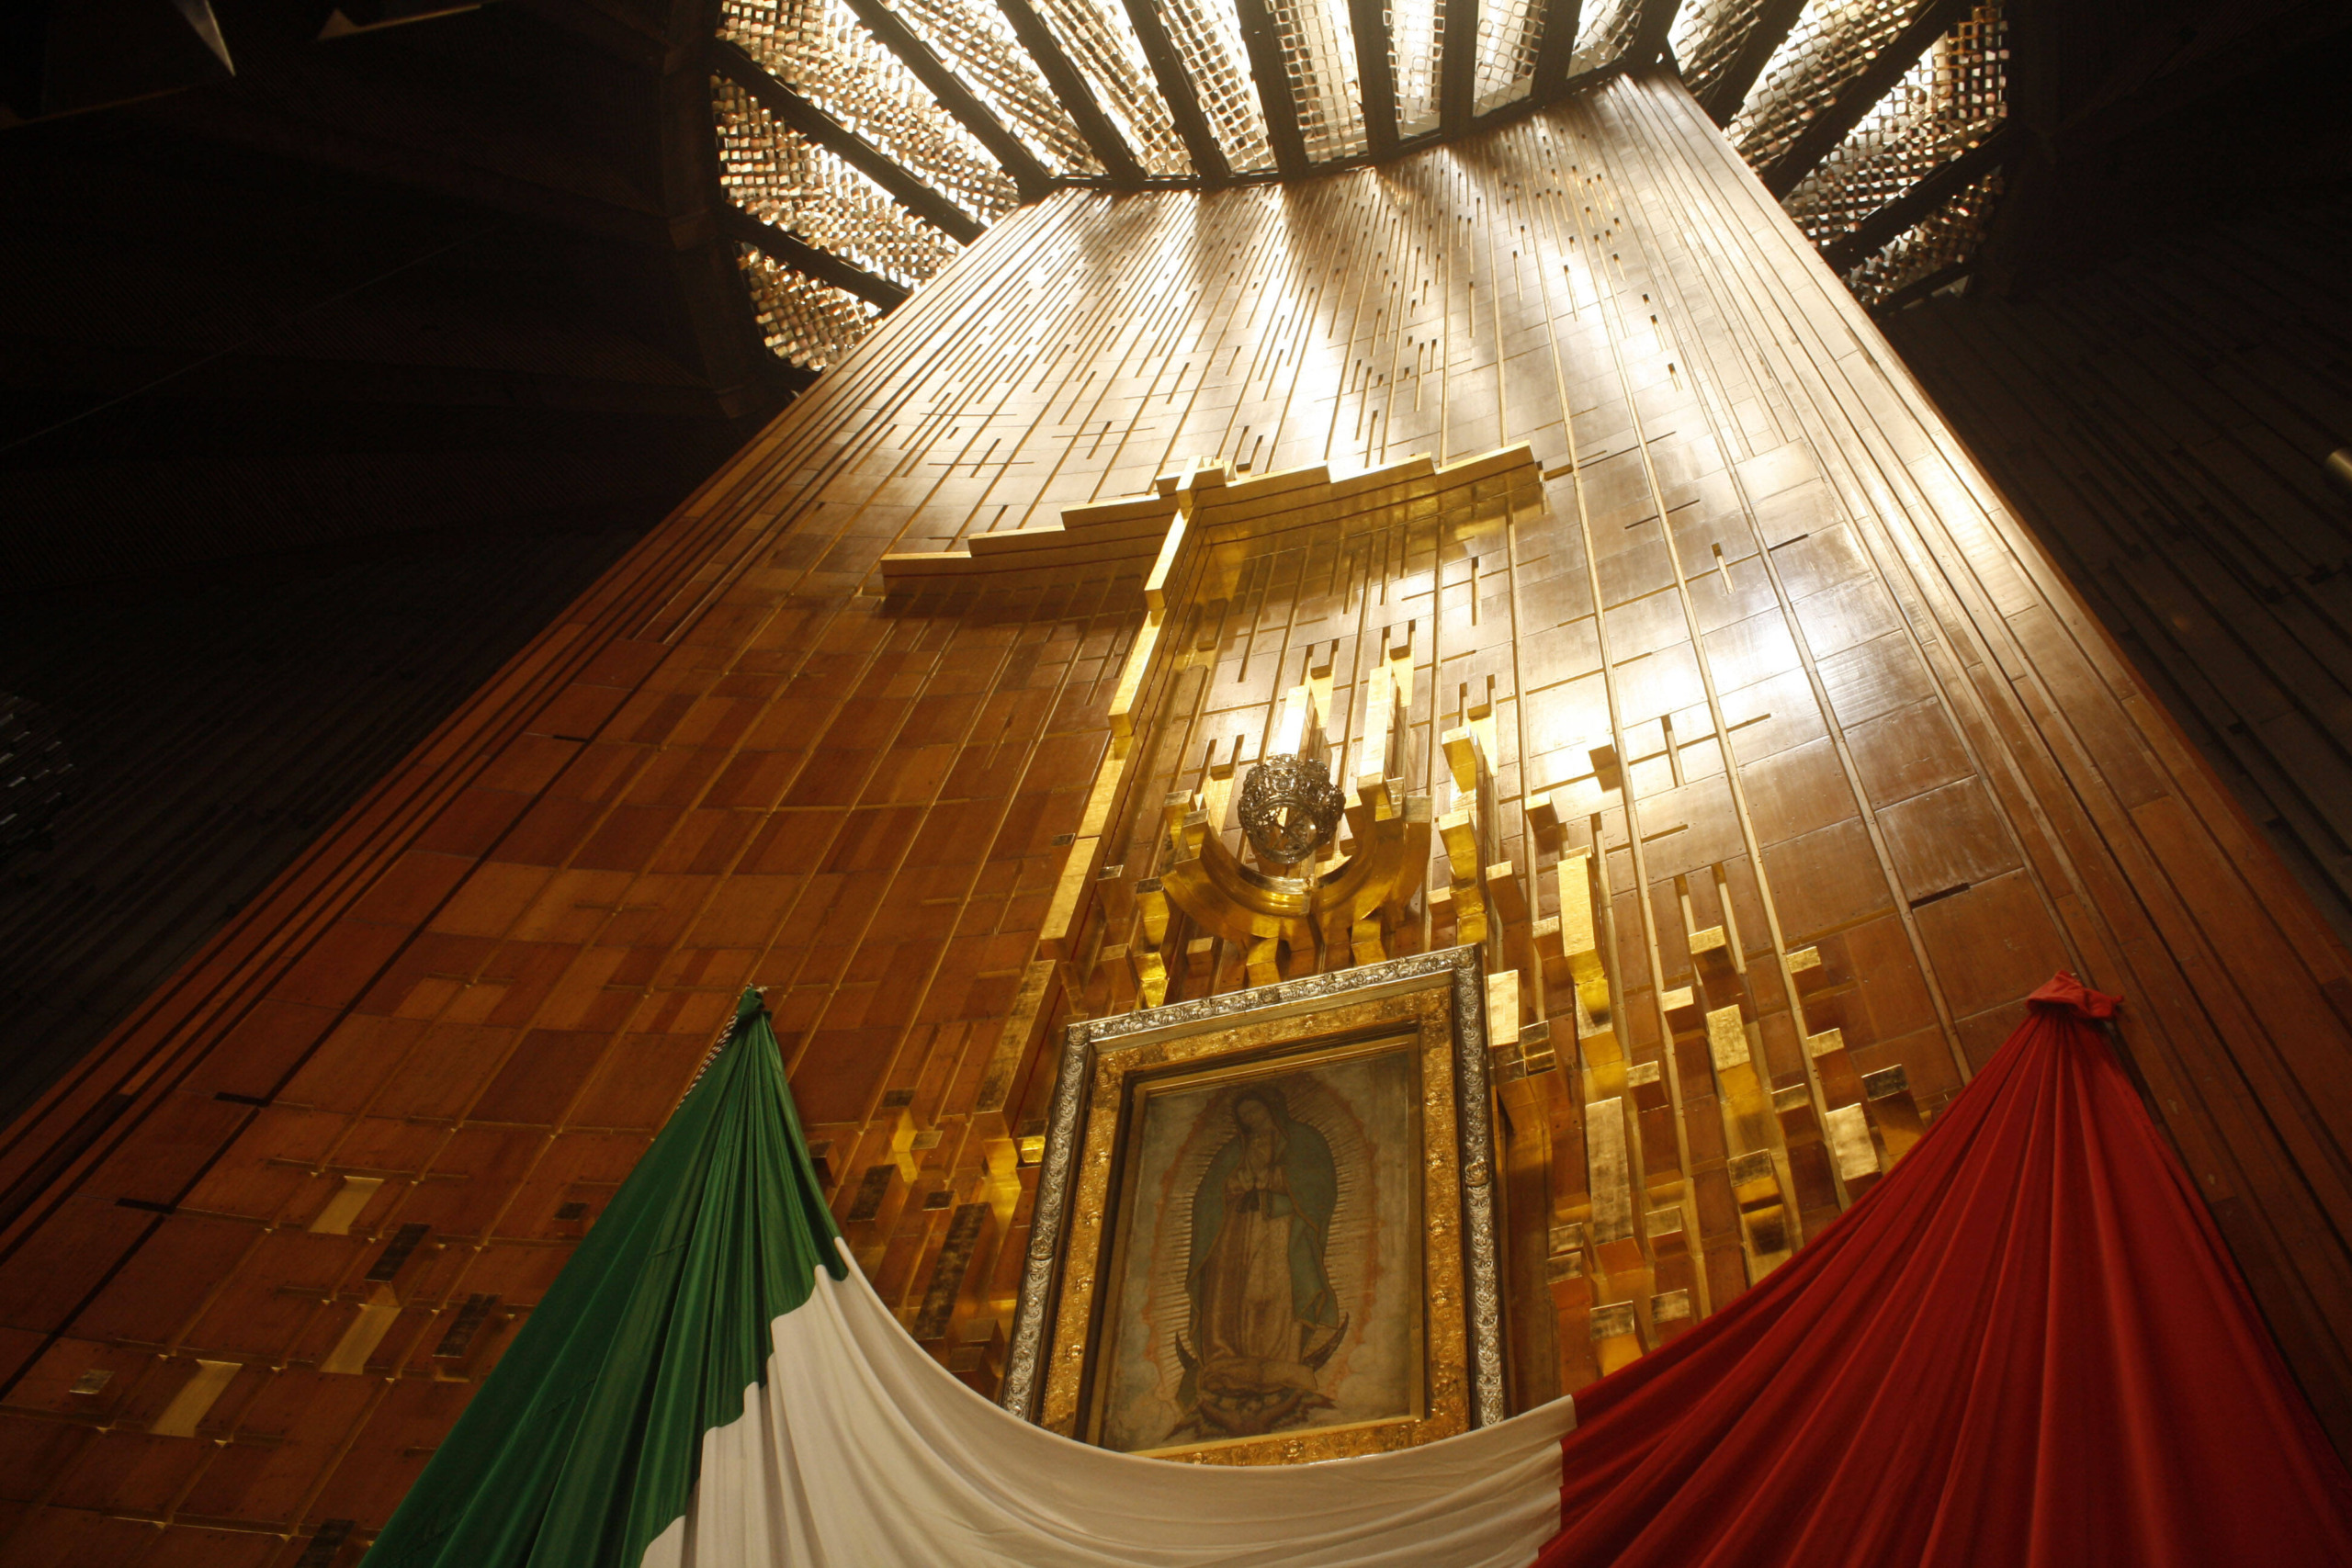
[0,0,798,1116]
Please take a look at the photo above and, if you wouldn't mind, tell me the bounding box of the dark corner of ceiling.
[0,0,798,1120]
[1969,0,2352,300]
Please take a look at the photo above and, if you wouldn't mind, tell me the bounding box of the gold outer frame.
[1001,945,1506,1458]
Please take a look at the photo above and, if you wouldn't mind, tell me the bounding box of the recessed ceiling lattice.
[1784,4,2007,251]
[895,0,1105,173]
[1475,0,1546,113]
[1272,0,1370,161]
[738,246,884,369]
[1394,0,1447,136]
[714,0,2017,369]
[718,0,1022,226]
[1725,0,1917,172]
[1038,0,1193,175]
[1572,0,1649,77]
[715,80,966,288]
[1669,0,1770,108]
[1158,0,1275,170]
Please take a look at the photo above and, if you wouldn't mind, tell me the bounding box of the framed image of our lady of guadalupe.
[1000,946,1505,1466]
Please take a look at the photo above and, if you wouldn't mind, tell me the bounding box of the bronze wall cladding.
[1884,192,2352,945]
[1,70,2349,1564]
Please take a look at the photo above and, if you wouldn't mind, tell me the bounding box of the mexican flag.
[365,990,1573,1568]
[368,981,2352,1568]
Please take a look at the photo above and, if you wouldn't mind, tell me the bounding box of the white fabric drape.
[642,1240,1576,1568]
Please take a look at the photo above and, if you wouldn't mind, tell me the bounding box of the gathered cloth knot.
[2026,971,2120,1021]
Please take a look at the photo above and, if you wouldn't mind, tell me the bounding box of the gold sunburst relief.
[905,443,1542,1142]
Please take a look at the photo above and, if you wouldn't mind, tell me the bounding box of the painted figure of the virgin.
[1174,1082,1349,1438]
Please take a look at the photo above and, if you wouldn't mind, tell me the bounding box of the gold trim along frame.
[1001,946,1504,1464]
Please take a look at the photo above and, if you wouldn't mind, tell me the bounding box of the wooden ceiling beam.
[718,205,911,310]
[990,0,1147,185]
[1627,0,1683,73]
[836,0,1058,200]
[1351,0,1400,152]
[1442,0,1481,135]
[1530,0,1585,103]
[1867,256,1970,316]
[710,40,986,243]
[1230,0,1309,175]
[1819,119,2023,275]
[1118,0,1232,179]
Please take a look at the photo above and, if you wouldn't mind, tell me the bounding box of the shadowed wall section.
[2,72,2350,1566]
[1884,192,2352,945]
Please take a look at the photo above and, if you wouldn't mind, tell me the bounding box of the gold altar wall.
[4,70,2352,1565]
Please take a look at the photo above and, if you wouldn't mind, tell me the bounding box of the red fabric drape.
[1537,975,2352,1567]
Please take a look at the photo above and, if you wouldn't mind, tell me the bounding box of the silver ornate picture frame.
[1001,945,1505,1464]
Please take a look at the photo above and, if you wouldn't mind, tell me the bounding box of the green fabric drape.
[368,988,842,1568]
